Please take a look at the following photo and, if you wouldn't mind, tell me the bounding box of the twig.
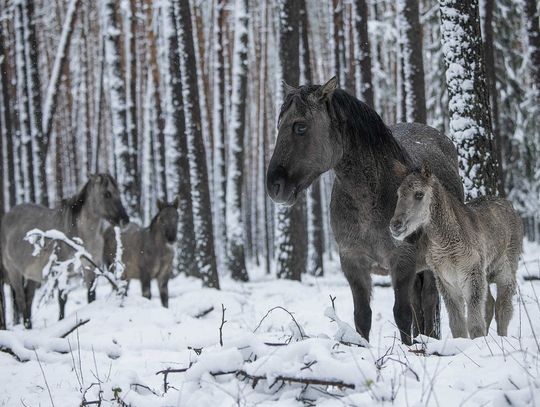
[329,295,336,311]
[219,304,227,347]
[61,318,90,338]
[253,306,307,339]
[194,306,214,319]
[34,349,55,407]
[130,383,160,396]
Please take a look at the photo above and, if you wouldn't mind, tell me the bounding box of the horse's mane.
[60,182,89,229]
[279,85,410,165]
[149,203,174,230]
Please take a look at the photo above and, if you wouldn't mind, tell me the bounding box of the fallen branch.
[253,306,308,340]
[194,306,214,319]
[60,319,90,338]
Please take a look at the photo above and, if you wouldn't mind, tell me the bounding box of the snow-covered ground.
[1,242,540,406]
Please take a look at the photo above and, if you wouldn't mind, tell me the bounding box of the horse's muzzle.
[266,165,296,205]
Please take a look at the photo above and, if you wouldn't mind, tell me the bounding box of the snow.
[1,241,539,405]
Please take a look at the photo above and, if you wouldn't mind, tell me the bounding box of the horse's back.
[1,203,60,282]
[391,123,464,200]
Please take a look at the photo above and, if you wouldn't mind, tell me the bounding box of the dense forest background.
[0,0,539,288]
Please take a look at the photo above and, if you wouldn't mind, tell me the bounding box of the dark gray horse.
[266,77,464,344]
[103,198,179,307]
[0,174,129,328]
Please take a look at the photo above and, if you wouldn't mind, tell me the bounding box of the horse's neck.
[74,205,105,256]
[425,181,465,248]
[147,221,165,244]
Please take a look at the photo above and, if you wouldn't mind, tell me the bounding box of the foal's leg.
[494,264,517,336]
[11,286,21,325]
[11,275,26,327]
[464,268,487,339]
[140,269,152,300]
[157,272,170,308]
[58,289,67,320]
[421,270,441,339]
[341,254,372,341]
[485,286,495,333]
[436,278,467,338]
[390,248,417,345]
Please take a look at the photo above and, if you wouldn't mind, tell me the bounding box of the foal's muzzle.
[389,217,407,240]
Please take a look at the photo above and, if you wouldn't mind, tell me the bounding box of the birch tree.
[439,0,498,198]
[225,0,249,281]
[175,0,220,289]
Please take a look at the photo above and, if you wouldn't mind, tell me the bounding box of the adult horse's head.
[85,173,130,226]
[154,197,179,243]
[266,77,343,206]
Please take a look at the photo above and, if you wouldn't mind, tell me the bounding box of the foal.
[103,198,179,307]
[390,162,523,338]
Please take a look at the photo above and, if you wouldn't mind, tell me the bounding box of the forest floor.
[1,242,540,406]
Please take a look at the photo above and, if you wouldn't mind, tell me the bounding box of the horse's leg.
[11,275,25,327]
[485,285,495,333]
[140,270,151,300]
[494,263,516,336]
[86,269,96,303]
[464,267,487,339]
[58,289,67,320]
[390,249,417,345]
[436,278,467,338]
[158,273,169,308]
[23,280,38,329]
[11,286,20,325]
[421,270,441,339]
[340,254,372,341]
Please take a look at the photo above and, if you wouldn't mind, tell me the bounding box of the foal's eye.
[293,122,307,135]
[415,192,424,200]
[104,191,112,199]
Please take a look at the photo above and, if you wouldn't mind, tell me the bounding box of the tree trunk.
[276,0,307,281]
[397,0,426,123]
[175,0,220,289]
[439,0,498,198]
[163,0,197,278]
[524,0,540,100]
[353,0,374,107]
[225,0,249,281]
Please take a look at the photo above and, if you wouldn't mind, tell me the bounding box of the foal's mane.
[149,203,174,230]
[279,85,410,165]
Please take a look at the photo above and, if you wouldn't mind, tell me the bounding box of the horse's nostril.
[273,180,282,197]
[391,220,402,230]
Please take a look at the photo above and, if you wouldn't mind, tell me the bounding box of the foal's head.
[266,77,343,206]
[390,162,434,241]
[154,198,179,243]
[81,174,129,226]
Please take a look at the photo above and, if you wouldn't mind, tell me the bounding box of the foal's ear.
[421,161,432,179]
[316,76,338,102]
[282,80,297,95]
[172,196,179,209]
[157,199,165,210]
[393,160,409,178]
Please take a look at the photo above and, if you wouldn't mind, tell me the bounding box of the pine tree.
[439,0,498,198]
[397,0,426,123]
[225,0,249,281]
[353,0,374,107]
[175,0,220,289]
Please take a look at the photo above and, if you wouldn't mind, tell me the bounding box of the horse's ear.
[316,76,338,101]
[421,161,432,179]
[172,196,179,209]
[282,80,297,95]
[157,199,164,210]
[393,160,409,178]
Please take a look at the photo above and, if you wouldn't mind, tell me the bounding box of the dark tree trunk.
[164,1,197,278]
[481,0,505,196]
[175,0,220,289]
[397,0,426,123]
[524,0,540,100]
[439,0,498,198]
[276,0,307,281]
[0,22,11,213]
[353,0,374,107]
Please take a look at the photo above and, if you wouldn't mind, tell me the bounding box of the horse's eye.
[293,123,307,135]
[104,191,112,199]
[415,192,424,200]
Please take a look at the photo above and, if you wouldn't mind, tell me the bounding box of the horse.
[0,174,129,328]
[103,198,179,307]
[390,162,523,338]
[266,77,464,344]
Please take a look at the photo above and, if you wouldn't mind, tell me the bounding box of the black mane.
[59,181,89,229]
[280,85,411,165]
